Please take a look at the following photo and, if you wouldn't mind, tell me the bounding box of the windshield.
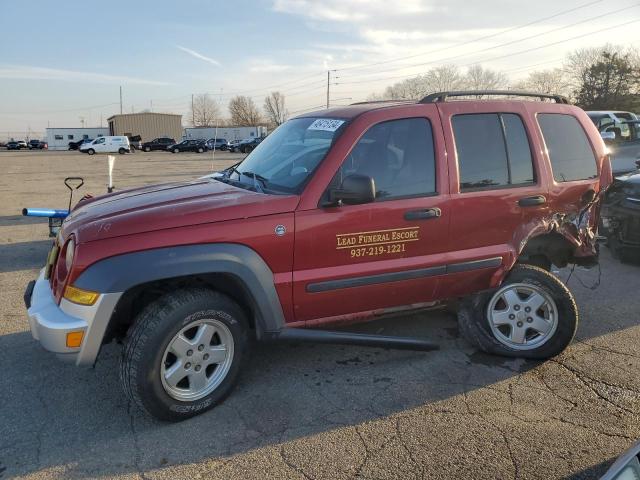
[223,117,347,194]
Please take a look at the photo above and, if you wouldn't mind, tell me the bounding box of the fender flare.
[74,243,286,336]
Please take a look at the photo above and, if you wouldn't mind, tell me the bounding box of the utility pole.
[326,70,330,108]
[191,94,195,125]
[119,86,123,114]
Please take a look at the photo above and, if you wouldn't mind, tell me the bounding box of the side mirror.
[600,440,640,480]
[601,131,616,143]
[328,174,376,206]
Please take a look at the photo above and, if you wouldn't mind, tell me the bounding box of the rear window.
[538,114,598,182]
[452,113,534,191]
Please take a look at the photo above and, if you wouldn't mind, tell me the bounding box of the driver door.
[292,111,450,324]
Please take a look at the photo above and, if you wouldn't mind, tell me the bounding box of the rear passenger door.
[438,104,548,298]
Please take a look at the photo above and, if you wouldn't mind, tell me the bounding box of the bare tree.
[369,64,465,100]
[189,94,221,127]
[264,91,288,127]
[513,68,571,97]
[228,96,262,126]
[462,65,508,90]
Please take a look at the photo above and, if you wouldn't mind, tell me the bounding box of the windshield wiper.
[240,171,269,191]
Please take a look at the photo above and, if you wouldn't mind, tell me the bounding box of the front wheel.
[120,288,248,421]
[197,147,204,153]
[144,146,151,152]
[173,148,179,153]
[457,264,577,359]
[87,148,95,155]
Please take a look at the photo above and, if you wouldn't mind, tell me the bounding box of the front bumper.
[25,269,121,366]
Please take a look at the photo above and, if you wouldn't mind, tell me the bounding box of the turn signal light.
[66,331,84,348]
[63,285,99,306]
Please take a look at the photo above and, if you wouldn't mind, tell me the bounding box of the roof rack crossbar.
[420,90,569,104]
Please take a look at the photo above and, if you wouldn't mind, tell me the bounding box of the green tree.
[575,51,640,111]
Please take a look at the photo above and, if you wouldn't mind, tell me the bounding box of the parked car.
[206,138,227,151]
[28,139,47,150]
[80,136,130,155]
[599,120,640,174]
[141,137,176,152]
[601,170,640,262]
[69,138,93,150]
[6,141,23,150]
[167,139,208,153]
[25,90,612,421]
[227,138,250,153]
[239,137,264,154]
[128,135,142,151]
[587,110,639,130]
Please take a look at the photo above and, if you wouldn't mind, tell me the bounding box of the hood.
[63,178,299,243]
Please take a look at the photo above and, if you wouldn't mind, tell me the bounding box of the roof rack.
[349,99,417,106]
[420,90,570,104]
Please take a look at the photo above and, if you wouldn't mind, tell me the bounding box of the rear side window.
[452,113,534,191]
[538,114,598,182]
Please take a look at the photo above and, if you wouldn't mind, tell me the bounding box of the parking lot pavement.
[1,151,639,479]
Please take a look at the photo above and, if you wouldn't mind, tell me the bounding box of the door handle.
[404,208,441,221]
[518,195,546,207]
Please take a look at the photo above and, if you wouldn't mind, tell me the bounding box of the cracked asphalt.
[1,151,639,480]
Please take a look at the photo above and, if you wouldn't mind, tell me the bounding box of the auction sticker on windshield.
[308,119,345,132]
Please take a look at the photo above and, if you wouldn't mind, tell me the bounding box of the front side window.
[452,113,534,191]
[330,118,436,201]
[538,114,598,182]
[223,117,348,194]
[95,138,105,144]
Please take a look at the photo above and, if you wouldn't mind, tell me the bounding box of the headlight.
[65,237,75,271]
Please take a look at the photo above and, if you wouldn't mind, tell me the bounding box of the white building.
[183,126,267,142]
[46,127,109,151]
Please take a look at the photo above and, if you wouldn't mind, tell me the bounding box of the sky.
[1,0,639,136]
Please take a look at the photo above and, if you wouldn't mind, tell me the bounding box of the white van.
[80,136,130,155]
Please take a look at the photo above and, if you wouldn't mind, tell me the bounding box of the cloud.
[176,45,221,66]
[0,65,170,85]
[273,0,430,22]
[247,59,293,73]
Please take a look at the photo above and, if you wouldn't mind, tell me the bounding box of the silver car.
[602,120,640,174]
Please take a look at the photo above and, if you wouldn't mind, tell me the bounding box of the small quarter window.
[538,114,598,182]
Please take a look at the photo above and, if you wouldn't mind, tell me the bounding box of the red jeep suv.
[25,91,612,421]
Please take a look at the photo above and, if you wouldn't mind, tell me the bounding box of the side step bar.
[268,328,439,351]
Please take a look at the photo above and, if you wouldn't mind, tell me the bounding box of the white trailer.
[46,128,109,151]
[183,126,267,142]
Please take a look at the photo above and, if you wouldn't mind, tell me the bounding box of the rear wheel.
[120,288,248,421]
[173,148,179,154]
[197,147,204,153]
[144,146,151,152]
[87,148,95,155]
[118,148,126,154]
[457,265,577,359]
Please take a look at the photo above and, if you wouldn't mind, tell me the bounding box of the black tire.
[118,148,126,155]
[244,145,253,154]
[87,148,95,155]
[197,147,204,153]
[144,146,151,152]
[457,264,578,360]
[173,148,179,154]
[120,288,249,421]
